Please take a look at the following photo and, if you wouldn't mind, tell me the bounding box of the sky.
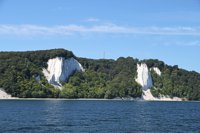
[0,0,200,72]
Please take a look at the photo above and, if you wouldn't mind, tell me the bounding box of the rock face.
[43,57,84,88]
[135,63,182,101]
[135,63,153,91]
[135,63,155,100]
[151,67,161,76]
[0,88,12,99]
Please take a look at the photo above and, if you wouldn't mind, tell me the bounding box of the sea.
[0,100,200,133]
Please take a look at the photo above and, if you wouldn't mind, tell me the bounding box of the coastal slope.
[0,49,200,100]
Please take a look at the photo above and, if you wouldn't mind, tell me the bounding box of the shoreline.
[0,98,125,101]
[0,97,193,102]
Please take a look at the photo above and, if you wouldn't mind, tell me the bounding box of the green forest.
[0,49,200,100]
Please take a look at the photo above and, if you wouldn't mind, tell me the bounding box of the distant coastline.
[1,49,199,101]
[0,97,189,102]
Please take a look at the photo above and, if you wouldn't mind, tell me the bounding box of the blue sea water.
[0,100,200,133]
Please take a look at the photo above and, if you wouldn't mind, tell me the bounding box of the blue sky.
[0,0,200,72]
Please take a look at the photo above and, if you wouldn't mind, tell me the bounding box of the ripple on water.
[0,100,200,132]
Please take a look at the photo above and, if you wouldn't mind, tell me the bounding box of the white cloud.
[153,41,200,47]
[0,24,200,36]
[176,41,200,47]
[85,18,100,22]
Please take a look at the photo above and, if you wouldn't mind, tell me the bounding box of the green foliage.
[1,49,200,100]
[0,49,72,98]
[142,59,165,71]
[150,87,160,98]
[60,84,78,98]
[63,57,142,99]
[150,64,200,100]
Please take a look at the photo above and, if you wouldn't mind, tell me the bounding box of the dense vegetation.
[142,59,200,100]
[0,49,200,100]
[0,49,74,98]
[61,57,142,99]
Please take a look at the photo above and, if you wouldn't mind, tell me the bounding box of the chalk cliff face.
[135,63,153,91]
[151,67,161,76]
[0,88,13,99]
[135,63,155,100]
[43,57,84,87]
[135,63,182,101]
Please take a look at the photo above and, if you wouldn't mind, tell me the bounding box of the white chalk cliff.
[135,63,182,101]
[135,64,153,91]
[151,67,161,76]
[135,63,155,100]
[0,88,13,99]
[43,57,84,88]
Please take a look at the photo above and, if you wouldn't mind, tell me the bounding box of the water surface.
[0,100,200,132]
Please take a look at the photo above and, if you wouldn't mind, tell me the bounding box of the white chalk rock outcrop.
[157,95,182,101]
[151,67,161,76]
[0,88,13,99]
[43,57,84,87]
[135,63,153,91]
[135,63,155,100]
[135,63,182,101]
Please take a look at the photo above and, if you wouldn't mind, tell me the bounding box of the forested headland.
[1,49,200,100]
